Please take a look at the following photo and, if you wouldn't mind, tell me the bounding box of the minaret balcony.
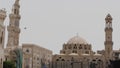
[104,41,113,45]
[105,28,113,32]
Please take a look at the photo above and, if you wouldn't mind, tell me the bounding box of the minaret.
[104,14,113,59]
[0,9,6,49]
[7,0,21,48]
[0,9,6,68]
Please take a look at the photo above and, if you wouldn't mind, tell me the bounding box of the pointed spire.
[13,0,20,8]
[106,14,112,19]
[15,0,19,5]
[106,13,111,17]
[11,0,20,14]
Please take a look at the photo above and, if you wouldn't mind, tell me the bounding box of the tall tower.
[104,14,113,59]
[7,0,21,48]
[0,9,6,68]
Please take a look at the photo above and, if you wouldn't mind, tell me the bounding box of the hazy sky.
[0,0,120,54]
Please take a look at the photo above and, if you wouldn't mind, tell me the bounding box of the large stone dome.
[67,35,88,44]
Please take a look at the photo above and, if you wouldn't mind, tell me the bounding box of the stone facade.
[7,0,21,49]
[22,44,52,68]
[52,36,105,68]
[51,14,120,68]
[4,0,21,63]
[0,0,53,68]
[1,0,120,68]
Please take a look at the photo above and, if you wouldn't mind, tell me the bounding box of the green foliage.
[3,61,15,68]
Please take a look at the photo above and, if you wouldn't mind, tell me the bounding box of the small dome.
[67,35,88,44]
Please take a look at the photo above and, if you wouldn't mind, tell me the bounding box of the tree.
[110,60,120,68]
[3,61,15,68]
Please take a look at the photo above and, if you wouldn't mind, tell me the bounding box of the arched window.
[63,51,65,54]
[14,9,17,14]
[61,59,65,61]
[37,58,39,60]
[89,46,91,50]
[56,59,59,61]
[0,32,3,44]
[68,45,72,49]
[26,49,29,53]
[79,46,82,49]
[72,51,74,53]
[84,45,87,50]
[74,50,77,53]
[1,58,2,64]
[79,45,82,49]
[0,37,2,44]
[92,59,96,61]
[73,44,77,49]
[98,59,101,61]
[72,50,77,53]
[85,51,89,54]
[5,57,7,61]
[64,46,67,49]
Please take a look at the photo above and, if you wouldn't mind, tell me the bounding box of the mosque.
[51,14,120,68]
[0,0,120,68]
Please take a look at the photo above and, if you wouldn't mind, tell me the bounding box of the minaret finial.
[15,0,19,5]
[105,13,112,22]
[11,0,20,14]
